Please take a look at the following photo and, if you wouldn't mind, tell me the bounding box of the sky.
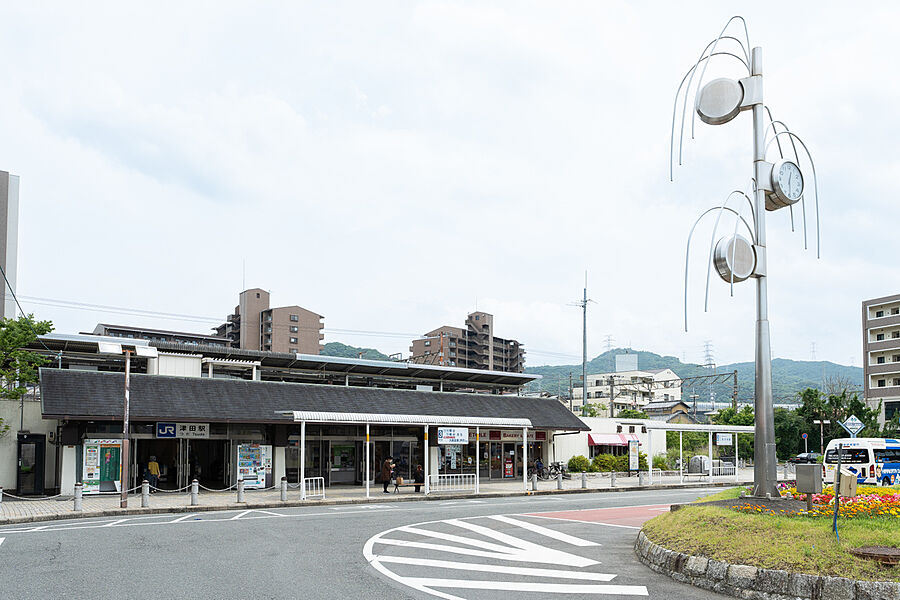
[0,2,896,368]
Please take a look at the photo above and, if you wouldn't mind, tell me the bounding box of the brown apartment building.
[216,288,324,354]
[863,293,900,425]
[409,311,525,373]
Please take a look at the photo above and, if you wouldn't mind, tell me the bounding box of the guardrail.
[428,473,476,494]
[712,464,736,476]
[303,477,325,500]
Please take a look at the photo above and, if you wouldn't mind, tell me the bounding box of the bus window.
[874,448,900,463]
[824,448,869,464]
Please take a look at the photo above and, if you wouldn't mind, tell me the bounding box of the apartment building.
[215,288,324,354]
[572,367,682,415]
[862,293,900,424]
[409,311,525,373]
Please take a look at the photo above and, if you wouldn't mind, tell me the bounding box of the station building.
[5,333,587,496]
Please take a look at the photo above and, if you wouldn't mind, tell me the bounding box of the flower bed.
[733,484,900,519]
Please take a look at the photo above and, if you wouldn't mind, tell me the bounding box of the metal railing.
[303,477,325,499]
[428,473,476,493]
[712,464,737,476]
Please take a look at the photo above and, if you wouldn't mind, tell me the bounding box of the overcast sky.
[0,2,895,368]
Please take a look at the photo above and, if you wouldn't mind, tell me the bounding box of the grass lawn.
[643,490,900,582]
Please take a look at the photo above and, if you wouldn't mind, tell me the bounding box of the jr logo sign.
[156,423,177,438]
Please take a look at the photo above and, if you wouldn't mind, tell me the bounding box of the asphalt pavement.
[0,487,731,600]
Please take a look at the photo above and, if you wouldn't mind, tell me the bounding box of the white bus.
[823,437,900,486]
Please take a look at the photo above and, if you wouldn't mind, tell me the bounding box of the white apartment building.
[572,367,682,415]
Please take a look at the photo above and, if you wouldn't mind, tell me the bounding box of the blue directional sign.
[156,422,176,438]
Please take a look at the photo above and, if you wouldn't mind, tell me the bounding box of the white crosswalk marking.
[364,514,649,599]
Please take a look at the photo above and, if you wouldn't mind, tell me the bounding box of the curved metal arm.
[684,204,756,331]
[670,49,750,181]
[765,131,821,258]
[691,17,752,140]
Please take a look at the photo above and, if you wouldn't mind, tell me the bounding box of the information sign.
[628,439,640,472]
[437,427,468,444]
[715,433,734,446]
[156,422,209,439]
[840,415,864,438]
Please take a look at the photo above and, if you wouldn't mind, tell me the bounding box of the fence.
[712,464,737,476]
[303,477,325,500]
[428,473,476,493]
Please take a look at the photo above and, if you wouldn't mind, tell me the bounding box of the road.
[0,487,729,599]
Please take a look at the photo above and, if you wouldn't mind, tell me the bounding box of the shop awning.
[588,433,641,446]
[277,411,531,428]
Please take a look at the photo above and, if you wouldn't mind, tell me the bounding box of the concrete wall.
[0,399,59,492]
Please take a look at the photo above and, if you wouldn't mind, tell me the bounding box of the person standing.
[147,455,161,490]
[381,457,394,494]
[413,464,425,493]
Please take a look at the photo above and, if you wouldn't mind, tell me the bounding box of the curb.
[0,479,752,526]
[634,530,900,600]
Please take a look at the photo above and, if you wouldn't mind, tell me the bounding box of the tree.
[0,315,54,418]
[616,408,648,419]
[712,405,754,459]
[581,403,607,417]
[796,386,882,451]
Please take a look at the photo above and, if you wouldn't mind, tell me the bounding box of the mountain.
[320,342,394,361]
[523,348,863,403]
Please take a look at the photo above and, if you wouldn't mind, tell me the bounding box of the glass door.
[16,434,45,495]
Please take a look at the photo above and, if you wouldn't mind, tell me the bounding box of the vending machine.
[236,444,273,489]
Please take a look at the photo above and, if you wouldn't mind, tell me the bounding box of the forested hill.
[320,342,393,361]
[523,348,862,402]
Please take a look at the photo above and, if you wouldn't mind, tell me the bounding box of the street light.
[674,17,821,499]
[98,341,158,508]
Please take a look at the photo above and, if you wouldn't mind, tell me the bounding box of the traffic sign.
[840,415,864,438]
[801,433,808,440]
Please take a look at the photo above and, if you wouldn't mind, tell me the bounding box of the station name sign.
[437,427,468,444]
[156,422,210,439]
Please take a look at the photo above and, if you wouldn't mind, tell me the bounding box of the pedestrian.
[413,464,425,493]
[381,457,394,494]
[147,455,160,490]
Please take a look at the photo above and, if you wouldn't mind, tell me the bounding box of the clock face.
[777,161,803,201]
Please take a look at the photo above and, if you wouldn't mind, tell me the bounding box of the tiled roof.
[40,368,587,430]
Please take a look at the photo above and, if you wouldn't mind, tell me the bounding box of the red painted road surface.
[526,503,672,528]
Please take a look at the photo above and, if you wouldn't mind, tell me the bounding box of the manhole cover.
[850,546,900,565]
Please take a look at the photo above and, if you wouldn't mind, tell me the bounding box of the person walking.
[381,457,394,494]
[413,464,425,493]
[147,455,161,490]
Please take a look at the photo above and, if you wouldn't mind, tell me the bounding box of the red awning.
[588,433,641,446]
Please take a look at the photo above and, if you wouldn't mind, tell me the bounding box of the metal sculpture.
[674,16,820,498]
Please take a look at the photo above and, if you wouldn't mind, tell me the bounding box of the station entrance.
[133,438,228,490]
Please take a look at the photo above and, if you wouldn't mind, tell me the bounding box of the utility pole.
[569,273,594,418]
[568,372,573,412]
[608,375,615,418]
[732,370,738,410]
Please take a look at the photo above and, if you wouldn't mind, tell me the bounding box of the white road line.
[169,514,197,523]
[0,537,4,547]
[229,510,252,520]
[372,555,617,581]
[398,525,521,554]
[487,515,599,547]
[526,515,641,530]
[402,577,648,595]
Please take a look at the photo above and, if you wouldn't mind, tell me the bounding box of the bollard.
[191,479,199,506]
[142,480,150,508]
[0,486,3,506]
[639,471,646,486]
[557,472,563,490]
[531,474,537,491]
[610,472,616,487]
[74,483,83,511]
[281,477,287,502]
[237,479,245,503]
[581,471,587,489]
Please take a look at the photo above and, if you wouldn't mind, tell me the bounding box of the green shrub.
[568,455,590,472]
[653,455,669,471]
[591,454,616,472]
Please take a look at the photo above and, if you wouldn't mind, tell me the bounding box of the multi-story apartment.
[572,367,682,415]
[215,288,324,354]
[862,293,900,424]
[89,323,230,347]
[409,311,525,373]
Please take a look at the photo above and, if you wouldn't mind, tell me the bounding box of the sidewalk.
[0,469,760,526]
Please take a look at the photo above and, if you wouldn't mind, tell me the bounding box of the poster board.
[82,439,122,495]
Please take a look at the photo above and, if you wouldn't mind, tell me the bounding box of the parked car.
[788,452,822,464]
